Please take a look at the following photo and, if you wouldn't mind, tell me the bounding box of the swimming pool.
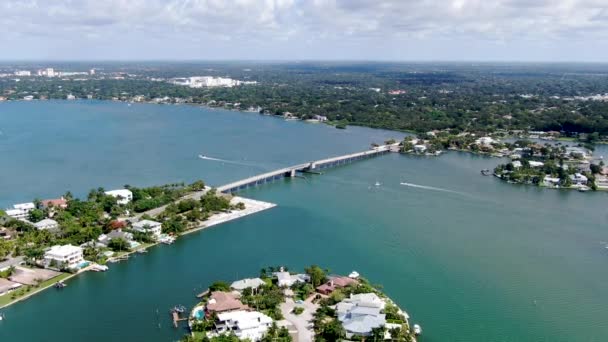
[78,261,90,269]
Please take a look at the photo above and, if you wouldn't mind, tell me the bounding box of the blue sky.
[1,0,606,61]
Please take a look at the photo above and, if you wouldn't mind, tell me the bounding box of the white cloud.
[0,0,606,60]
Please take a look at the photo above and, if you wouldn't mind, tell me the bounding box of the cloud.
[0,0,606,60]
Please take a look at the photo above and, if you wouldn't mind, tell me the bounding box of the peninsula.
[182,266,419,342]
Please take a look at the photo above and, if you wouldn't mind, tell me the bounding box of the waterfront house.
[569,173,588,185]
[273,271,310,287]
[413,145,427,154]
[6,202,35,220]
[44,245,84,270]
[132,219,162,238]
[565,147,588,159]
[595,175,608,189]
[0,278,22,297]
[336,295,387,338]
[34,218,59,231]
[475,136,496,146]
[104,189,133,205]
[98,229,134,246]
[342,293,386,310]
[41,197,68,209]
[512,160,522,168]
[543,176,561,187]
[231,278,266,291]
[206,291,250,314]
[316,276,358,295]
[212,310,273,341]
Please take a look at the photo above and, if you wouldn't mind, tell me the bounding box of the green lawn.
[0,272,72,308]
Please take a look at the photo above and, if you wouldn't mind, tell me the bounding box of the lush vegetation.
[4,62,608,138]
[0,180,237,266]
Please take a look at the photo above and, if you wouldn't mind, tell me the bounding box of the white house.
[529,161,544,168]
[413,145,427,153]
[104,189,133,205]
[274,272,310,287]
[44,245,84,269]
[512,161,522,168]
[34,218,59,231]
[543,176,561,187]
[569,173,588,185]
[213,310,273,341]
[475,136,496,146]
[132,219,162,237]
[231,278,266,291]
[5,202,35,220]
[336,293,388,338]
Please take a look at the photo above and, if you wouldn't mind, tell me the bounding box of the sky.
[1,0,607,62]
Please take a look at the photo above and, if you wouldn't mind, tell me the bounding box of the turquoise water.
[1,101,608,341]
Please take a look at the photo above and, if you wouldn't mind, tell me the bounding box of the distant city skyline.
[1,0,606,62]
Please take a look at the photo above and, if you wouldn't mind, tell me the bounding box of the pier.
[217,144,396,194]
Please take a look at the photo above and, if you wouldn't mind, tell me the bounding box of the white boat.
[413,324,422,335]
[374,181,381,187]
[90,264,109,272]
[348,271,360,279]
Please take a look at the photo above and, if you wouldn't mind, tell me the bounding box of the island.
[491,141,606,191]
[181,266,420,342]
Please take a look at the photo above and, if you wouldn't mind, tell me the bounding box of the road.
[0,256,24,270]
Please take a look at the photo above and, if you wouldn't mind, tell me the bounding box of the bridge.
[217,144,397,194]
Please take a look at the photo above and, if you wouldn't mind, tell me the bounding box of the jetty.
[171,311,188,328]
[217,143,397,194]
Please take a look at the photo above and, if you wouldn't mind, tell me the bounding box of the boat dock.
[171,311,188,328]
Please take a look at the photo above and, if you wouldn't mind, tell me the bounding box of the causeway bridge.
[217,144,397,194]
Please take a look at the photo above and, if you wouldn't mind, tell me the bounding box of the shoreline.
[0,195,276,311]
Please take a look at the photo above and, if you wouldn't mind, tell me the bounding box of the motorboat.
[413,324,422,335]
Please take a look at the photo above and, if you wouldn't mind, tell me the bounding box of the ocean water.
[1,101,607,341]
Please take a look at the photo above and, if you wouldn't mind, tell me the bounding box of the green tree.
[305,265,327,287]
[108,237,130,252]
[208,281,231,292]
[29,208,45,223]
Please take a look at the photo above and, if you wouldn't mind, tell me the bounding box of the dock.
[172,311,188,328]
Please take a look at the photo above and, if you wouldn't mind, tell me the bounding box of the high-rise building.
[89,69,95,75]
[46,68,55,77]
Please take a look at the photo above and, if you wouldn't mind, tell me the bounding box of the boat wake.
[198,154,262,168]
[400,182,465,195]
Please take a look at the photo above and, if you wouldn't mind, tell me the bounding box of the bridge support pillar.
[289,169,296,177]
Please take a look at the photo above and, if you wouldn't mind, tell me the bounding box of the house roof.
[207,291,249,313]
[342,314,386,335]
[216,310,272,329]
[34,218,58,228]
[45,244,82,257]
[317,276,358,293]
[41,198,67,208]
[133,219,161,229]
[231,278,266,290]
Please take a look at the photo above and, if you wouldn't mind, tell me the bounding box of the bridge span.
[217,144,397,194]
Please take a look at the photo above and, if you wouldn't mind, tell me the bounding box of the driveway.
[280,297,318,342]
